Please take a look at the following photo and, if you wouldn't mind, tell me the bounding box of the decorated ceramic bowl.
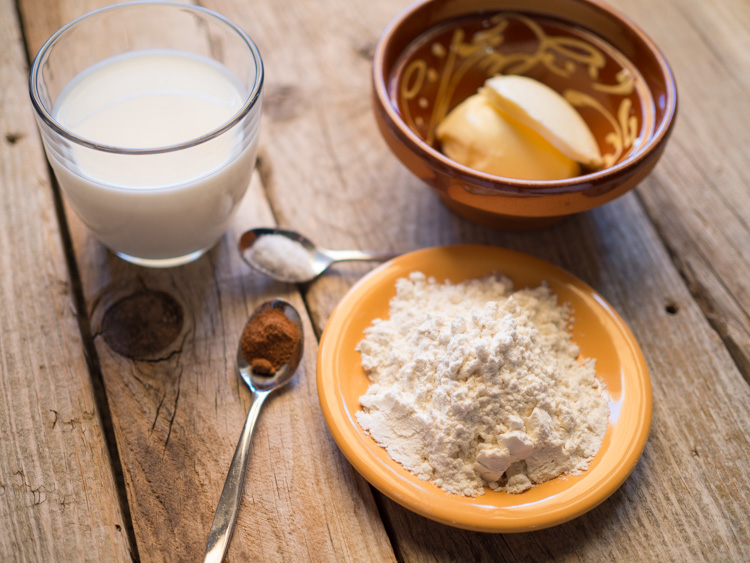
[372,0,677,229]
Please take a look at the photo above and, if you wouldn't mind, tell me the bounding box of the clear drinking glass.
[30,1,264,267]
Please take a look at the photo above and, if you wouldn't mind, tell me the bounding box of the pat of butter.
[436,93,581,181]
[436,75,602,180]
[482,75,602,169]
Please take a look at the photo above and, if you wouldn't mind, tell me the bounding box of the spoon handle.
[203,390,270,563]
[323,249,398,263]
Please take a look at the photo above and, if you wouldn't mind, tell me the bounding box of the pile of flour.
[356,272,609,496]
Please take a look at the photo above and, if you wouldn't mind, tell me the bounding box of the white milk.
[47,49,260,264]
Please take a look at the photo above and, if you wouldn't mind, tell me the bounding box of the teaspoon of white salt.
[239,227,398,283]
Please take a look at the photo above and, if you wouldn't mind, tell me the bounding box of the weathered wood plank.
[13,0,750,560]
[17,0,396,561]
[619,0,750,383]
[237,0,750,560]
[0,0,132,560]
[76,179,395,562]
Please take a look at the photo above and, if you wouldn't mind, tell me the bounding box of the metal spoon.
[203,299,304,563]
[239,227,398,283]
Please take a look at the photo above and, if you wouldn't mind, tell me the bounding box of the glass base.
[116,247,208,268]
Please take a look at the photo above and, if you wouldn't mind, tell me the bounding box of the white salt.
[250,234,315,280]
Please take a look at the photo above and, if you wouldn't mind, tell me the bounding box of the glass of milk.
[29,1,263,267]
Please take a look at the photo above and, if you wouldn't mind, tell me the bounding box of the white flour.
[249,234,315,280]
[356,272,609,496]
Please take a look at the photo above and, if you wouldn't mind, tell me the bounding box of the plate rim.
[317,244,652,532]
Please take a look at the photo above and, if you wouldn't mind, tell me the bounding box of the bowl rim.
[372,0,678,194]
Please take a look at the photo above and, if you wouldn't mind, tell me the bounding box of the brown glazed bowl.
[372,0,677,229]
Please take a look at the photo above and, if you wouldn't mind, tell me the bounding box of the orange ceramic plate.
[317,245,651,532]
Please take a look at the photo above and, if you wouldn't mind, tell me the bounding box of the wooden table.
[2,0,749,560]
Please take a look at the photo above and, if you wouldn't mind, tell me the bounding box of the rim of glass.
[29,0,264,156]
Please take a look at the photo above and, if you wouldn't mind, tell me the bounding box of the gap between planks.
[13,2,141,558]
[636,187,750,388]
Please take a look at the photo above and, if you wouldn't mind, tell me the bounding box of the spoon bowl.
[203,299,303,563]
[237,299,304,392]
[239,227,398,283]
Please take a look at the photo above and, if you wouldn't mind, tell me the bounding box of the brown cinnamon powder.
[240,308,301,374]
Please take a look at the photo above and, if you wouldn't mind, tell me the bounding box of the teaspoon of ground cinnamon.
[240,307,301,375]
[203,300,303,562]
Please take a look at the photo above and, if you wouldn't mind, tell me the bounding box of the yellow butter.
[436,93,581,181]
[481,75,602,169]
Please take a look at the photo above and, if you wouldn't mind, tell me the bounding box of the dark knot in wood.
[101,290,183,359]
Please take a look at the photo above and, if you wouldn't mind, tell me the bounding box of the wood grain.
[17,1,396,561]
[619,0,750,384]
[227,0,750,560]
[8,0,750,560]
[0,0,132,560]
[77,179,395,562]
